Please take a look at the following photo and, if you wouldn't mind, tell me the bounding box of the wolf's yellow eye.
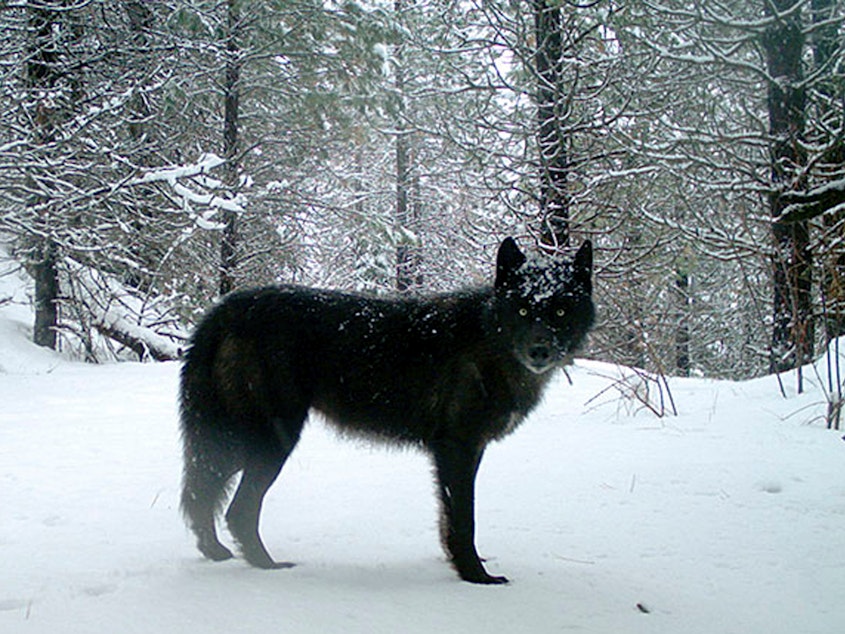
[556,308,566,317]
[518,308,529,317]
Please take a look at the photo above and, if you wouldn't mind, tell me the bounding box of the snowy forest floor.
[2,262,845,634]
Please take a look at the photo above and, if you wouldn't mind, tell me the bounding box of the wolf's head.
[492,237,595,374]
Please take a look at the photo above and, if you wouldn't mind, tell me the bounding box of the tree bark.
[33,240,59,349]
[394,0,422,292]
[763,0,812,373]
[674,270,691,377]
[219,0,241,297]
[534,0,570,252]
[26,1,64,350]
[811,0,845,337]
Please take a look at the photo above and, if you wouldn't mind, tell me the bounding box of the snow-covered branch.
[63,260,188,362]
[130,153,245,230]
[778,178,845,223]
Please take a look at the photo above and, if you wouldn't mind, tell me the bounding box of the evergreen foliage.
[0,0,842,379]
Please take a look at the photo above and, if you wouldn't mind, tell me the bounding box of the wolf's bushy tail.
[179,310,242,556]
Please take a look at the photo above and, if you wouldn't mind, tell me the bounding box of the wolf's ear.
[495,237,526,289]
[573,240,593,290]
[574,240,592,274]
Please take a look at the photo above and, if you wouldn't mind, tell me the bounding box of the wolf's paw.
[241,544,295,570]
[264,560,296,570]
[462,571,509,585]
[248,556,296,570]
[456,562,510,585]
[198,538,234,562]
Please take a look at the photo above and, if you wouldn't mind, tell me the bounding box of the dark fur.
[179,238,594,584]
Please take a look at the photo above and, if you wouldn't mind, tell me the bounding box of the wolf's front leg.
[431,438,508,584]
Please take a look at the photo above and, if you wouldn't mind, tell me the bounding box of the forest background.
[1,0,844,384]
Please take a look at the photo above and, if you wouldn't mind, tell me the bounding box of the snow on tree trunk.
[764,0,813,375]
[26,1,66,350]
[533,0,570,253]
[219,0,242,297]
[811,0,845,338]
[394,0,423,293]
[33,241,59,350]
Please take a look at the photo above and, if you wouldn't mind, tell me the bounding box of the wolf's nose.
[528,344,551,365]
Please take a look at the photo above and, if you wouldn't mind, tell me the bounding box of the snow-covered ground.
[2,259,845,633]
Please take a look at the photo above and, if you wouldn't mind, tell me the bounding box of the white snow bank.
[0,253,63,374]
[1,272,844,634]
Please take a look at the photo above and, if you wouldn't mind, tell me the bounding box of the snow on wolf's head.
[493,237,594,374]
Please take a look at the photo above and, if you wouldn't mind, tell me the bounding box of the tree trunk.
[125,0,154,142]
[219,0,241,297]
[811,0,845,338]
[33,240,59,349]
[394,0,422,292]
[26,2,63,350]
[395,115,413,291]
[763,0,812,374]
[674,270,691,377]
[123,0,157,292]
[533,0,569,252]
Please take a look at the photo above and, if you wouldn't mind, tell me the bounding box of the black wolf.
[179,237,594,584]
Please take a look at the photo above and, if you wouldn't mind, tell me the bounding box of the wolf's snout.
[527,344,552,366]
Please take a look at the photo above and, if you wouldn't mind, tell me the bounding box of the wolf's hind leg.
[226,417,302,569]
[181,451,237,562]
